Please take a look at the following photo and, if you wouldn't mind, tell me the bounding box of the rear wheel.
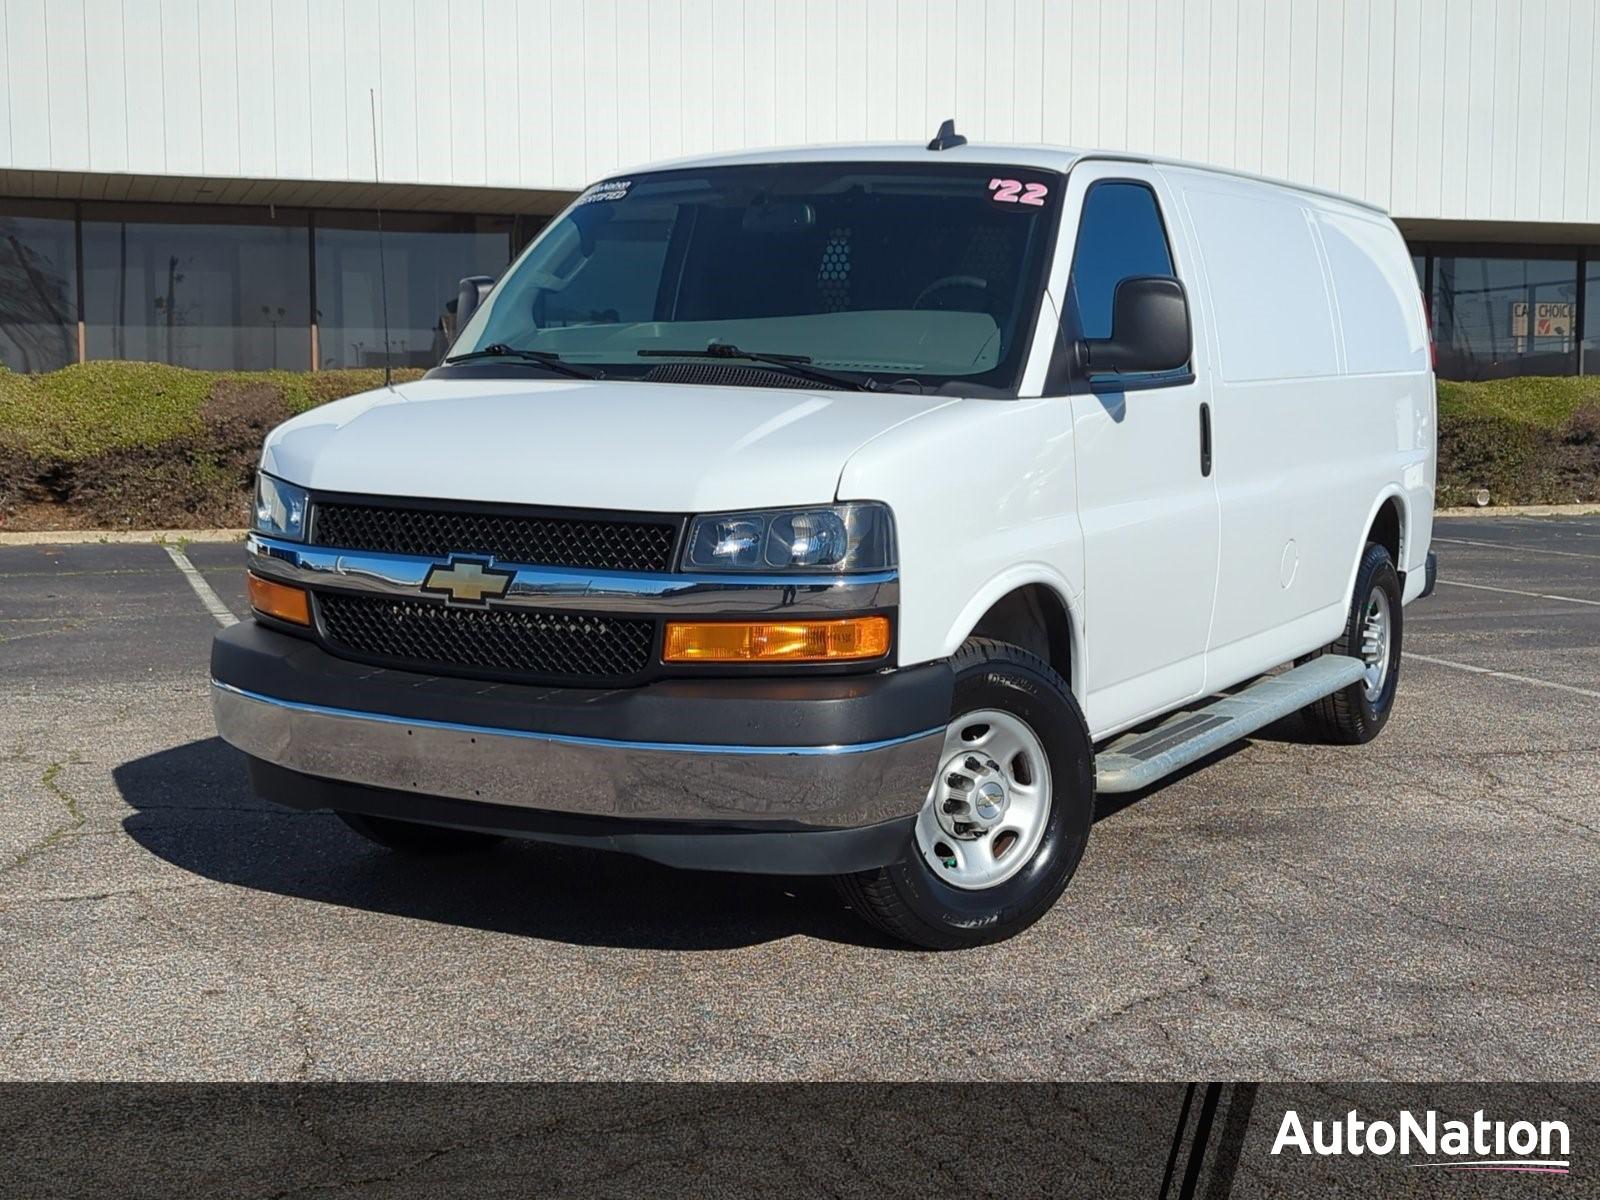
[337,811,504,855]
[1302,542,1403,744]
[836,638,1095,950]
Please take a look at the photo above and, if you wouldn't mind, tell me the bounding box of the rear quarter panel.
[1164,166,1434,688]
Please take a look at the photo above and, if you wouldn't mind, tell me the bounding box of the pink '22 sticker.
[989,178,1049,206]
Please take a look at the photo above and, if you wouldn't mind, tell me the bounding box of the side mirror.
[1079,276,1191,376]
[455,275,496,329]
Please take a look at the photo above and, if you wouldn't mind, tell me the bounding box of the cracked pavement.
[0,519,1597,1080]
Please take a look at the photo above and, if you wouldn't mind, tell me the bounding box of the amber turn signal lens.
[663,616,891,663]
[246,572,311,626]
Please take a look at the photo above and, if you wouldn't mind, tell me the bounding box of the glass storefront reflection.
[81,204,311,370]
[1430,254,1580,380]
[0,201,78,372]
[7,197,1597,385]
[1584,260,1600,377]
[313,213,511,369]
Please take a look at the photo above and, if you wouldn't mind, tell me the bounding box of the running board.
[1094,656,1367,794]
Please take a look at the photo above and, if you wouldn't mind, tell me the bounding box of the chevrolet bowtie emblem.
[421,557,515,606]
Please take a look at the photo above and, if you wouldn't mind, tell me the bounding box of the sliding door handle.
[1199,402,1212,477]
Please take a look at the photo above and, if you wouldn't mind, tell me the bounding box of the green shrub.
[1434,379,1600,506]
[0,361,423,529]
[0,362,417,462]
[0,361,213,460]
[1436,376,1600,429]
[1562,404,1600,446]
[1436,413,1548,507]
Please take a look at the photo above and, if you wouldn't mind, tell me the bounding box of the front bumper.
[211,623,950,869]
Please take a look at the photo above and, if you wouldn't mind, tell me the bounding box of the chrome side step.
[1094,656,1367,794]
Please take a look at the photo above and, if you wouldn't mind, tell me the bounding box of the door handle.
[1199,402,1212,477]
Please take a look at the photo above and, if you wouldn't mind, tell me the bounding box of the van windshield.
[451,162,1061,393]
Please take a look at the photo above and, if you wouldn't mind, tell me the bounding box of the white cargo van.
[213,125,1436,948]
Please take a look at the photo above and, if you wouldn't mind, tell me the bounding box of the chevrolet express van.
[213,126,1436,948]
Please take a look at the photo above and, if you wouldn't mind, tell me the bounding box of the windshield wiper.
[637,342,876,392]
[444,343,603,380]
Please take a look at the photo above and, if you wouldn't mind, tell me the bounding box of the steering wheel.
[912,274,990,310]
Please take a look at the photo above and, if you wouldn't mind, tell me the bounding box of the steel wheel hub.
[1360,586,1393,701]
[915,709,1053,891]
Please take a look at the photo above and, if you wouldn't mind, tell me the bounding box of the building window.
[81,204,311,370]
[0,201,79,373]
[1584,254,1600,376]
[1430,253,1580,380]
[313,213,512,369]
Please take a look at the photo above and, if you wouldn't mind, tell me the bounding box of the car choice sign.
[1511,300,1575,338]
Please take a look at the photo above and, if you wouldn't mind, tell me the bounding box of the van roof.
[624,140,1389,217]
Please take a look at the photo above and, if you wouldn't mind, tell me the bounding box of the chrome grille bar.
[246,535,898,616]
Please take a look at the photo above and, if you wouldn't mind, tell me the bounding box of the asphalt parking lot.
[1,517,1597,1081]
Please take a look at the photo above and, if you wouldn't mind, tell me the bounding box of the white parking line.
[1433,535,1600,561]
[1437,579,1600,607]
[163,545,239,628]
[1408,653,1600,701]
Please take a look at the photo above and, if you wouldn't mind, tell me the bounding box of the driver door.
[1051,163,1221,734]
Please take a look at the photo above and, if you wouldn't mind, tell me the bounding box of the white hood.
[261,377,955,512]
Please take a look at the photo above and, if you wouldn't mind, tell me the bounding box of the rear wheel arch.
[1343,489,1409,603]
[1302,541,1403,745]
[1368,494,1404,568]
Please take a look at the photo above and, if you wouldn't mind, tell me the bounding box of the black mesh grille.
[318,593,654,683]
[311,502,678,573]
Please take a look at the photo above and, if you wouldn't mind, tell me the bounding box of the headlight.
[253,473,309,541]
[683,503,895,572]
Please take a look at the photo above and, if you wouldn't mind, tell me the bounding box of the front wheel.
[835,639,1095,950]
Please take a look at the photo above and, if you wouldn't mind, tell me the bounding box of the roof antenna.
[927,118,967,152]
[369,88,393,389]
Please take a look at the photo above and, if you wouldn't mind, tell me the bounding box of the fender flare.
[941,564,1085,697]
[1341,486,1410,607]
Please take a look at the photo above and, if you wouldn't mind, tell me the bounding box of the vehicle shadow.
[119,712,1326,946]
[112,738,890,952]
[1091,710,1322,820]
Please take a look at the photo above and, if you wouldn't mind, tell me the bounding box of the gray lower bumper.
[212,681,943,828]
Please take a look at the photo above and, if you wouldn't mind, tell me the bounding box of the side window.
[1066,181,1176,341]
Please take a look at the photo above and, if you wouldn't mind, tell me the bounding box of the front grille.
[318,593,655,683]
[311,502,679,573]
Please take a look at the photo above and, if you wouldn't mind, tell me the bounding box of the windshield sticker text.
[989,179,1048,206]
[575,179,632,206]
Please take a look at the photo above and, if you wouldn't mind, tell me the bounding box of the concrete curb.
[1436,503,1600,518]
[0,528,248,546]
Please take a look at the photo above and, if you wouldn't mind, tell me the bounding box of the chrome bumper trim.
[213,680,942,826]
[245,534,897,615]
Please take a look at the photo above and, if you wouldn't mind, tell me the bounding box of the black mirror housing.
[1081,276,1192,376]
[455,275,496,329]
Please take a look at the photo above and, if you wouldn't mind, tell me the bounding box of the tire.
[1302,542,1403,745]
[337,811,504,855]
[835,638,1095,950]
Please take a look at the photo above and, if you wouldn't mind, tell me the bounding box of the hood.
[261,377,956,512]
